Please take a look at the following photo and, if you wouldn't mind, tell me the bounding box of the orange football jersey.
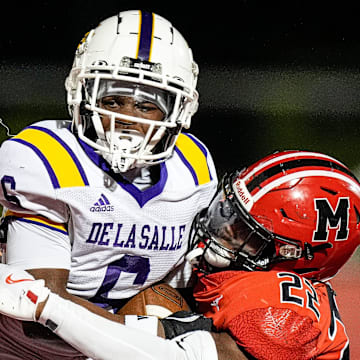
[193,270,349,360]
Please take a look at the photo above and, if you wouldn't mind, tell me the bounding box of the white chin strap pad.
[96,129,145,172]
[185,247,205,266]
[185,246,231,268]
[105,128,144,153]
[204,249,231,268]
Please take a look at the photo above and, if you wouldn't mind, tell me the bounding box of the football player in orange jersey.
[186,150,360,359]
[0,150,358,360]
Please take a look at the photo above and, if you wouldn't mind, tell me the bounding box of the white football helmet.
[65,10,199,172]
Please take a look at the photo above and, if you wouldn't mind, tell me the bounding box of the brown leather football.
[117,283,190,318]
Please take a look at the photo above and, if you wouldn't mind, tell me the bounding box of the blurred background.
[1,0,359,356]
[2,1,360,175]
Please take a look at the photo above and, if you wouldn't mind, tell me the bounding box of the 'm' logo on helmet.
[313,197,350,241]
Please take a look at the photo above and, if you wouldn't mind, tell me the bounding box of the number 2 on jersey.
[277,272,320,320]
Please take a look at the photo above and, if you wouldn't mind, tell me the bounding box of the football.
[117,283,190,319]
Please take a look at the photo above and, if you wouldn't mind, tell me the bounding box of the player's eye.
[100,97,122,108]
[135,102,160,113]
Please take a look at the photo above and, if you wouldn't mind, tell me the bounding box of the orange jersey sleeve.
[193,270,349,360]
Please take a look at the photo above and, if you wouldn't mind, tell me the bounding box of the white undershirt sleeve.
[39,293,218,360]
[5,219,71,269]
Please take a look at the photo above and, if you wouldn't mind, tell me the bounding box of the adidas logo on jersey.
[90,194,114,212]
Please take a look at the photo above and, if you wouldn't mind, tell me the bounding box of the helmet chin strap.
[185,247,205,266]
[204,249,231,268]
[186,243,232,269]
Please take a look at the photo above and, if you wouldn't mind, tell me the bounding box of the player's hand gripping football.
[0,264,50,321]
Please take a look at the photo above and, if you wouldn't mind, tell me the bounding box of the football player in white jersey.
[0,10,217,359]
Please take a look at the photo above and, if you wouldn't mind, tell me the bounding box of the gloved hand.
[0,264,50,321]
[160,310,214,339]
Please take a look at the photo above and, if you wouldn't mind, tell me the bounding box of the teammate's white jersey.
[0,120,217,307]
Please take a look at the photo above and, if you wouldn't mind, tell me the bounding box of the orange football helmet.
[187,150,360,280]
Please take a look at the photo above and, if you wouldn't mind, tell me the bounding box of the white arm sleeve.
[39,293,218,360]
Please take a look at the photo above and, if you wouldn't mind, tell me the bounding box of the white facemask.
[96,128,146,172]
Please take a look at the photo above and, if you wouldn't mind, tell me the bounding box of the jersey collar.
[78,138,168,207]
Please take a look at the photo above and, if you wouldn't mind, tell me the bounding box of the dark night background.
[2,1,360,175]
[1,0,360,355]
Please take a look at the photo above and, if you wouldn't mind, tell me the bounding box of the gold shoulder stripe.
[12,127,88,188]
[175,134,211,185]
[5,210,68,235]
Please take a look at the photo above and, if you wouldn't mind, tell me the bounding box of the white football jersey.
[0,120,217,307]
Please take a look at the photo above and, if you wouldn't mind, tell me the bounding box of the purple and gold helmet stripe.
[136,11,155,61]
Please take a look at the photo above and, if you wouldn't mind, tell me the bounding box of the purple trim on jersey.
[28,126,89,186]
[137,11,153,61]
[9,138,60,189]
[118,162,168,208]
[14,217,68,235]
[79,138,112,172]
[79,138,168,207]
[184,133,213,182]
[174,147,199,185]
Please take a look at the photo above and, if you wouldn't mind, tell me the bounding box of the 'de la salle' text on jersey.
[0,120,217,308]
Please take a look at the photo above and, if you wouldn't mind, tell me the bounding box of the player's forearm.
[28,268,127,324]
[39,292,217,360]
[35,295,166,338]
[0,264,243,359]
[37,294,249,360]
[46,289,127,322]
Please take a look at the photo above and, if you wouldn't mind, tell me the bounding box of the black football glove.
[160,310,214,339]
